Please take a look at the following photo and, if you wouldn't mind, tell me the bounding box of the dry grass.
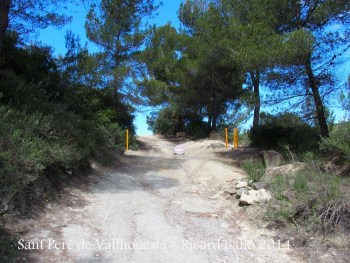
[267,162,350,233]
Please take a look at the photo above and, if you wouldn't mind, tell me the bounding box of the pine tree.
[85,0,159,107]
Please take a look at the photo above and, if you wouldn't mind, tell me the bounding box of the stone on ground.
[252,181,269,190]
[174,145,185,155]
[239,189,272,206]
[236,187,251,198]
[260,150,284,168]
[236,180,249,189]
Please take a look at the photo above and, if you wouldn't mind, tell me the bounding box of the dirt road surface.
[16,136,302,262]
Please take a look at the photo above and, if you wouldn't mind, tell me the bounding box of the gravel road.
[19,136,302,263]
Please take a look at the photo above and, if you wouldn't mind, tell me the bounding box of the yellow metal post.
[225,128,228,149]
[234,128,239,149]
[126,129,129,151]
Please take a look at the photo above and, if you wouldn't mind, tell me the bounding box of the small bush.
[151,107,178,136]
[267,163,350,233]
[270,174,288,200]
[241,160,265,182]
[320,122,350,163]
[0,227,18,261]
[150,107,210,139]
[184,118,210,139]
[238,132,251,146]
[249,112,320,153]
[0,33,137,214]
[293,173,309,193]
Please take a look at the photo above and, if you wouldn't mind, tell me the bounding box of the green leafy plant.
[267,163,350,233]
[241,159,265,183]
[320,122,350,163]
[249,112,320,153]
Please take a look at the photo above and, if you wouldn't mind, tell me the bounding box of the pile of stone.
[234,179,273,206]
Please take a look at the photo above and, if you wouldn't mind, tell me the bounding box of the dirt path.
[16,136,302,262]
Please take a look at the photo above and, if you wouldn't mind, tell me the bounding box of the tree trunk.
[212,113,217,131]
[0,0,10,58]
[207,115,212,130]
[209,93,218,131]
[304,59,329,137]
[250,71,261,129]
[211,101,218,131]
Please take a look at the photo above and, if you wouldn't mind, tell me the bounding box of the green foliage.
[320,122,350,163]
[249,112,320,153]
[139,12,244,134]
[293,173,309,193]
[85,0,160,103]
[0,227,17,262]
[238,132,251,146]
[184,118,210,139]
[0,32,135,209]
[149,107,178,136]
[241,159,265,183]
[148,106,212,139]
[268,164,350,232]
[299,151,320,163]
[270,175,288,200]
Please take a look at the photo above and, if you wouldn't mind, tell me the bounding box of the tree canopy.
[137,0,350,138]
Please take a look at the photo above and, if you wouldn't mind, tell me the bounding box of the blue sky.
[38,0,183,135]
[37,1,349,135]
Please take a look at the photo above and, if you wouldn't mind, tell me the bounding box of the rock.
[257,189,273,202]
[224,189,237,195]
[239,189,272,206]
[239,191,258,206]
[236,187,251,198]
[91,161,98,169]
[252,181,269,190]
[176,132,186,138]
[236,180,248,189]
[260,150,284,168]
[174,145,185,155]
[222,191,235,199]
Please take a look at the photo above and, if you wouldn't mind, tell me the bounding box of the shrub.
[0,227,17,261]
[267,163,350,232]
[320,122,350,163]
[270,174,288,200]
[293,173,309,193]
[0,103,119,207]
[249,112,320,153]
[0,33,136,214]
[151,107,178,136]
[241,160,265,182]
[184,118,210,139]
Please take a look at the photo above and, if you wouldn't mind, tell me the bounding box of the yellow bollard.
[233,128,239,149]
[126,129,129,151]
[225,128,228,149]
